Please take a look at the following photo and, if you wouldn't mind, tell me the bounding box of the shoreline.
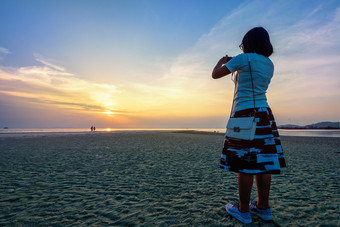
[1,128,340,138]
[172,130,225,136]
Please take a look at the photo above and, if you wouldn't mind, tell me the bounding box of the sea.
[1,128,340,138]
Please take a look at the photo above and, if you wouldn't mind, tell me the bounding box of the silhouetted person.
[212,27,286,224]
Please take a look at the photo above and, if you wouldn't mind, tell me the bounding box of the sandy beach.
[0,131,339,226]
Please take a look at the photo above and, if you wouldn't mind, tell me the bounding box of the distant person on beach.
[91,126,93,132]
[212,27,286,224]
[93,126,96,132]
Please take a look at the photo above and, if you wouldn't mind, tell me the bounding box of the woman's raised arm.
[212,56,232,79]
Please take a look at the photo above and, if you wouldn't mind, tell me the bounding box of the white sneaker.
[249,201,273,220]
[225,203,252,224]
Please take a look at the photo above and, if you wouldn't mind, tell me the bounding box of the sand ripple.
[0,132,339,226]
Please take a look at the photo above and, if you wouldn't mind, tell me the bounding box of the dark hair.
[242,27,273,57]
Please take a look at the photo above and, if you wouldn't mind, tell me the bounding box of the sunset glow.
[0,0,339,129]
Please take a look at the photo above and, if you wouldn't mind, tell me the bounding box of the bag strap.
[248,60,256,117]
[229,56,256,118]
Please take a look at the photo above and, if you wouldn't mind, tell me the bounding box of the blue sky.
[0,0,339,129]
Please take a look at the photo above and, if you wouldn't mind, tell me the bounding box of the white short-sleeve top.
[225,53,274,113]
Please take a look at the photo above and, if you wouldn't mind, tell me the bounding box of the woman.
[212,27,286,224]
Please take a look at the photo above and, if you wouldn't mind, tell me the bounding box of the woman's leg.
[238,173,254,212]
[255,174,271,208]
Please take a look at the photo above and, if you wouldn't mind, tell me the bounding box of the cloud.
[272,7,340,55]
[125,0,339,125]
[33,53,67,72]
[0,47,11,60]
[0,54,122,115]
[104,0,340,125]
[268,6,340,103]
[0,47,10,55]
[137,1,271,116]
[1,1,339,127]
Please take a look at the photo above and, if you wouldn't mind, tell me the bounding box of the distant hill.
[278,124,304,129]
[278,121,340,129]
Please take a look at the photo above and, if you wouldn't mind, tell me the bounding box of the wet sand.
[0,131,339,226]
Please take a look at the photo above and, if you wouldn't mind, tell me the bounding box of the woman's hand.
[219,56,229,65]
[212,55,232,79]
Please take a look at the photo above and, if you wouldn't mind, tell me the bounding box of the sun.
[104,110,115,115]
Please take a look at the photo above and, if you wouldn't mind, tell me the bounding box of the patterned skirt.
[220,107,286,174]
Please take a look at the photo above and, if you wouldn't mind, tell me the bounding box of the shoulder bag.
[226,59,257,140]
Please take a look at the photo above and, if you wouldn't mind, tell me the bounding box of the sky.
[0,0,339,129]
